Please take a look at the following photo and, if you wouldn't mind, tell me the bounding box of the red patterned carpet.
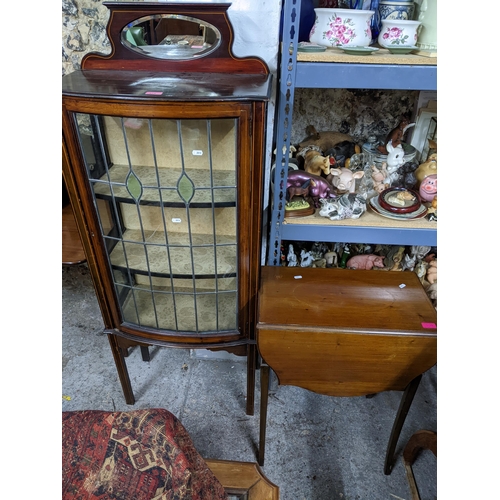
[62,408,228,500]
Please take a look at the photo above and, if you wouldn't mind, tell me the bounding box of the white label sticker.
[172,218,181,223]
[192,150,203,156]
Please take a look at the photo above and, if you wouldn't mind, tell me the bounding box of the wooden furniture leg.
[384,374,422,475]
[258,364,270,466]
[402,430,437,500]
[107,334,135,405]
[246,343,257,416]
[140,346,151,362]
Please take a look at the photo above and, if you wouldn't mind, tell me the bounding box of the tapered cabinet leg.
[140,346,150,362]
[246,344,257,416]
[258,364,270,466]
[384,374,422,475]
[107,335,135,405]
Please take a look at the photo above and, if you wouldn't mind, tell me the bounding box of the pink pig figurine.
[346,254,385,270]
[419,174,437,202]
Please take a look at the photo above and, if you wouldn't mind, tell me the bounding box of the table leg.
[384,374,422,475]
[246,344,257,416]
[258,364,270,466]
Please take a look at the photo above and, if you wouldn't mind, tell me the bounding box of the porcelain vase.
[309,8,375,47]
[377,18,421,47]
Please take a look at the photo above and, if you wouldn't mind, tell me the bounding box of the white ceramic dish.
[369,196,427,220]
[385,45,417,54]
[341,46,379,55]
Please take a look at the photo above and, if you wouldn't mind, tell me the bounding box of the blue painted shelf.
[267,1,437,265]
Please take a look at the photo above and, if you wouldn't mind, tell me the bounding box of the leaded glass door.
[73,113,241,334]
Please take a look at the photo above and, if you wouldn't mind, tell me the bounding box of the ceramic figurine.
[324,140,358,168]
[426,195,437,221]
[286,178,312,203]
[401,253,416,271]
[419,174,437,202]
[414,260,428,284]
[377,118,414,155]
[318,193,367,220]
[385,140,405,178]
[311,242,329,259]
[287,170,336,207]
[327,167,365,194]
[392,160,419,190]
[324,249,338,267]
[426,282,437,309]
[415,153,437,184]
[300,249,314,267]
[296,125,357,158]
[426,259,437,284]
[287,244,298,267]
[388,246,405,271]
[346,254,385,270]
[411,245,431,262]
[339,244,351,268]
[303,149,332,177]
[312,257,327,268]
[370,163,390,194]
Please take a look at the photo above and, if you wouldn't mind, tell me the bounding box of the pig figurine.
[346,254,385,270]
[327,167,364,193]
[287,170,336,207]
[419,174,437,202]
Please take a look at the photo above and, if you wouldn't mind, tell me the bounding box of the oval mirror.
[121,14,221,60]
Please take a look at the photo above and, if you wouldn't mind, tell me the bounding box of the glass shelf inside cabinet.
[73,113,238,333]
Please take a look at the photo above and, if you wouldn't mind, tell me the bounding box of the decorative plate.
[386,46,417,55]
[369,196,427,220]
[341,46,379,56]
[297,42,327,53]
[378,187,421,214]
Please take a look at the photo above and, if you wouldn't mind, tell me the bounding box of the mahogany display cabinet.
[62,1,272,414]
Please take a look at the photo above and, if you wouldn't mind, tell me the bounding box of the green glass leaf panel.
[178,173,195,203]
[126,171,143,201]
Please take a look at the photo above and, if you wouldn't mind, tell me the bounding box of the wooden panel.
[257,329,436,396]
[257,267,437,334]
[257,266,436,396]
[205,459,279,500]
[62,204,86,265]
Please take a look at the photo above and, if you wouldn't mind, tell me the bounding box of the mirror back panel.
[82,1,269,74]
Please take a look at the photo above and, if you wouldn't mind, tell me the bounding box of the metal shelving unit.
[267,0,437,265]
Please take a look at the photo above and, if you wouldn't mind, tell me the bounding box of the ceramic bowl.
[309,8,375,48]
[377,19,421,48]
[378,1,415,22]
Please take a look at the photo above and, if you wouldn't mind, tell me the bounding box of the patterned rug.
[62,408,228,500]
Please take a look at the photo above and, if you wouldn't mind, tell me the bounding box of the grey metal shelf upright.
[267,0,437,265]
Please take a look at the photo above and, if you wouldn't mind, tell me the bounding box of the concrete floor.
[62,264,437,500]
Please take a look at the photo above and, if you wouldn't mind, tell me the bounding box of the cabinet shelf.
[92,164,236,207]
[119,282,237,333]
[107,228,237,279]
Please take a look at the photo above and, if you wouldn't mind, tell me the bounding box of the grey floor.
[62,264,437,500]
